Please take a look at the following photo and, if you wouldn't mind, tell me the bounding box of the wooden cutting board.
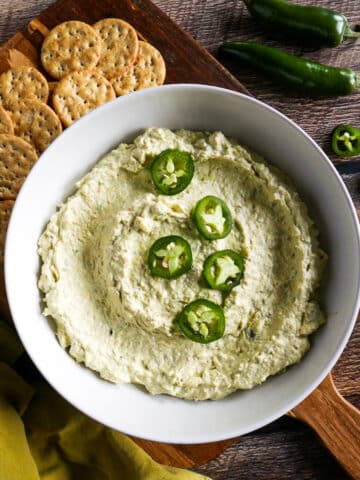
[0,0,247,469]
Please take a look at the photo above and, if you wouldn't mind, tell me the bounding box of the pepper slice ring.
[150,149,194,195]
[203,249,244,291]
[331,124,360,157]
[193,195,232,240]
[148,235,193,280]
[177,299,225,344]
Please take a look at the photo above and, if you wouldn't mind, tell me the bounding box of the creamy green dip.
[38,128,326,400]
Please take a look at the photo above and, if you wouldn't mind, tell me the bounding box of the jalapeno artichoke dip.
[38,128,326,400]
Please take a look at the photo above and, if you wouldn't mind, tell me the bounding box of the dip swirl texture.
[38,128,326,400]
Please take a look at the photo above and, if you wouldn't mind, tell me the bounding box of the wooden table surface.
[1,1,359,479]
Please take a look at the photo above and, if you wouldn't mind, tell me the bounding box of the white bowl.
[5,85,360,443]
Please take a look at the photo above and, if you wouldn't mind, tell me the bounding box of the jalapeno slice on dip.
[193,195,232,240]
[150,149,194,195]
[178,299,225,344]
[203,249,244,291]
[148,235,192,279]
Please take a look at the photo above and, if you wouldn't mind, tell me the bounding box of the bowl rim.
[5,83,360,443]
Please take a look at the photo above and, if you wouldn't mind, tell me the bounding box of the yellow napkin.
[0,320,211,480]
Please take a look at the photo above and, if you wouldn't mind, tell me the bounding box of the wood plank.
[0,0,358,477]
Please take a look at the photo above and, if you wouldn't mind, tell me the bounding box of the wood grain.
[132,437,237,469]
[290,374,360,480]
[0,1,359,479]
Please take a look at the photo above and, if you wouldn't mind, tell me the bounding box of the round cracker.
[53,69,116,127]
[93,18,138,79]
[109,66,137,96]
[41,21,102,80]
[6,99,62,154]
[0,67,49,108]
[0,134,38,200]
[111,41,166,96]
[0,106,13,135]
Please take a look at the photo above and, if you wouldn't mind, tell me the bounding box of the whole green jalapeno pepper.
[331,125,360,157]
[220,41,360,97]
[243,0,360,47]
[177,299,225,343]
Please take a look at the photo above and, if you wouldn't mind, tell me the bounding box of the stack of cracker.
[0,17,166,317]
[42,19,166,126]
[0,17,166,199]
[0,66,56,301]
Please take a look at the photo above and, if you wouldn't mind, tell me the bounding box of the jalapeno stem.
[344,26,360,39]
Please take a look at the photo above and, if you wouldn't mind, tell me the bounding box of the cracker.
[111,41,166,96]
[0,106,13,135]
[6,99,62,154]
[93,18,138,79]
[110,67,137,96]
[53,69,116,127]
[0,67,49,108]
[41,21,102,80]
[0,135,38,200]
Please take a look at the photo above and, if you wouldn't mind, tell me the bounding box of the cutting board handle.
[290,373,360,480]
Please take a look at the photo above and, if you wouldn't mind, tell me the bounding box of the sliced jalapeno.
[150,149,194,195]
[148,235,192,279]
[193,196,232,240]
[177,299,225,344]
[331,124,360,157]
[203,250,244,291]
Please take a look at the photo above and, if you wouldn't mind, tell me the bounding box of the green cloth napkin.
[0,320,211,480]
